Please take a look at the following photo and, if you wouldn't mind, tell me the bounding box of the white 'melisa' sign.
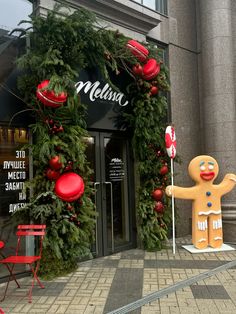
[75,80,129,107]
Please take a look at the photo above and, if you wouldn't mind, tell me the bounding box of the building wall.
[198,0,236,241]
[167,0,200,236]
[33,0,236,239]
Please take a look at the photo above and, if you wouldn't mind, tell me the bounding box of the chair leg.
[1,264,20,302]
[28,262,44,303]
[4,263,20,288]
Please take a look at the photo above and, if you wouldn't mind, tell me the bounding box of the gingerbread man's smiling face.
[188,155,219,183]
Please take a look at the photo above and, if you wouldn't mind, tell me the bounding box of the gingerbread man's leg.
[192,212,209,249]
[208,214,223,248]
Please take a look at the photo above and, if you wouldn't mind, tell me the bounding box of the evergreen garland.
[125,60,171,250]
[12,4,172,278]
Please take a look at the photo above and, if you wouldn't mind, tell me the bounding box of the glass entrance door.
[85,132,136,257]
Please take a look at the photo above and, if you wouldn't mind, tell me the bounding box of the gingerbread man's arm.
[165,185,198,200]
[216,173,236,195]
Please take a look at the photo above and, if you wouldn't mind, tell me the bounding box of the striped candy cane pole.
[165,126,177,254]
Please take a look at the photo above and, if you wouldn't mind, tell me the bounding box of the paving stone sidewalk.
[1,236,236,314]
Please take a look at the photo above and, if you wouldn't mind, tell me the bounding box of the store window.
[0,126,30,278]
[133,0,168,15]
[0,0,32,279]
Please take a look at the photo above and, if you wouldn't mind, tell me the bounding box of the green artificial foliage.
[125,60,172,250]
[12,4,172,278]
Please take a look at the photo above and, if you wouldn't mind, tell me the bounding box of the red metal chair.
[0,225,46,303]
[0,240,5,260]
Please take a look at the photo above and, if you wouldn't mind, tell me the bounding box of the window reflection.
[0,0,32,32]
[143,0,156,10]
[0,126,29,278]
[133,0,168,15]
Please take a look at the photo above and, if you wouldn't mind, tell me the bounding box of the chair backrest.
[15,225,46,257]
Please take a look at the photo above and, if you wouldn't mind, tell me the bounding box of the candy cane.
[165,126,177,254]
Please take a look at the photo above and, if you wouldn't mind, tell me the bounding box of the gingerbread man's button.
[206,191,211,196]
[207,202,212,207]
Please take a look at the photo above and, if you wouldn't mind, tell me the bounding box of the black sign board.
[77,67,132,130]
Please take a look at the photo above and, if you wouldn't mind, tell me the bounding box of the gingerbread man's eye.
[200,165,206,171]
[208,164,214,170]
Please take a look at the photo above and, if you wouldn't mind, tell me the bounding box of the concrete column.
[199,0,236,242]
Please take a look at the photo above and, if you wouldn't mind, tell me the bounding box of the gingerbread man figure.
[166,155,236,249]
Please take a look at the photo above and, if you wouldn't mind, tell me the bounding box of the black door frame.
[89,131,136,257]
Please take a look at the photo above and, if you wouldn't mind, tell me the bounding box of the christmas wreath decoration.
[13,4,171,278]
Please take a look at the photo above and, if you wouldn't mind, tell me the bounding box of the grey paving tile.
[144,259,227,269]
[103,268,143,313]
[190,284,230,299]
[32,281,67,296]
[89,259,119,268]
[121,250,145,259]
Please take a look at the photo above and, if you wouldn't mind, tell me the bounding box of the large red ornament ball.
[126,39,149,62]
[55,172,84,202]
[154,201,164,213]
[142,59,160,81]
[152,188,163,201]
[49,156,62,170]
[36,80,67,108]
[45,168,60,180]
[160,165,168,176]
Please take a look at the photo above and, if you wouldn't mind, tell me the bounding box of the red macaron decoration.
[126,39,149,63]
[142,59,160,81]
[36,80,67,108]
[55,172,85,202]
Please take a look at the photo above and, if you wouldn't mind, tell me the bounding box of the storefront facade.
[1,0,236,279]
[76,67,137,257]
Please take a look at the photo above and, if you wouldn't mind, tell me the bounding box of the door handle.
[93,182,100,255]
[104,181,114,253]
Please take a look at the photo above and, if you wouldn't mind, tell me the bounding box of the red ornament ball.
[55,172,84,202]
[57,125,64,133]
[49,156,62,170]
[154,201,164,213]
[132,64,143,76]
[152,188,163,201]
[160,165,168,175]
[45,168,60,180]
[64,164,73,172]
[150,85,159,95]
[36,80,67,108]
[67,204,73,211]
